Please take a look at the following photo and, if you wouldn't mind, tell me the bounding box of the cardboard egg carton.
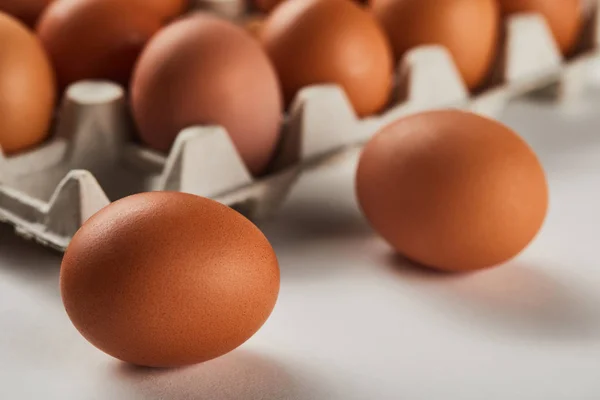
[1,1,599,251]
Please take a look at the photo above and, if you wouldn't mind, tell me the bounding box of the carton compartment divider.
[502,14,563,83]
[156,126,254,197]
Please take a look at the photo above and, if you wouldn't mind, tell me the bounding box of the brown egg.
[0,12,55,154]
[356,110,548,272]
[130,0,188,21]
[260,0,393,117]
[243,15,265,38]
[371,0,500,91]
[254,0,282,12]
[60,192,280,368]
[37,0,161,89]
[254,0,367,13]
[131,13,282,176]
[498,0,583,56]
[0,0,53,27]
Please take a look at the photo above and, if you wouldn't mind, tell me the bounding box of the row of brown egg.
[0,0,584,175]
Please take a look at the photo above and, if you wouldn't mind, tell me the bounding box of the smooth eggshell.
[498,0,583,56]
[254,0,282,12]
[260,0,393,117]
[0,12,55,154]
[131,13,283,176]
[356,110,548,272]
[243,15,265,38]
[130,0,188,21]
[371,0,500,90]
[254,0,368,13]
[0,0,53,27]
[37,0,161,89]
[60,192,280,368]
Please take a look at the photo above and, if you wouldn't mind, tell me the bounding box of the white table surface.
[2,90,600,399]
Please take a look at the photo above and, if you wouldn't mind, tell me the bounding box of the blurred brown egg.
[498,0,583,56]
[254,0,368,13]
[260,0,393,117]
[254,0,282,12]
[356,110,548,272]
[131,13,282,176]
[371,0,500,91]
[0,0,53,27]
[37,0,161,89]
[0,12,55,154]
[60,192,280,368]
[131,0,188,21]
[243,15,265,38]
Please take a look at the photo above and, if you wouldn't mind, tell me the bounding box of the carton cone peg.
[45,170,110,237]
[157,126,253,198]
[271,85,359,170]
[396,45,469,106]
[56,81,130,168]
[503,14,563,83]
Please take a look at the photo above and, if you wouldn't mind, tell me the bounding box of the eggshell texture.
[498,0,583,56]
[37,0,161,89]
[260,0,393,116]
[356,110,548,272]
[0,0,53,27]
[0,12,55,154]
[371,0,500,90]
[60,192,280,368]
[131,13,283,176]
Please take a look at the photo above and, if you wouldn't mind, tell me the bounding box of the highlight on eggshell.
[0,11,55,154]
[259,0,393,117]
[60,192,280,368]
[356,110,549,273]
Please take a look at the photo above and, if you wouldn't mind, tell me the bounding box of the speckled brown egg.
[498,0,583,56]
[0,11,55,154]
[371,0,500,91]
[260,0,393,117]
[356,110,548,272]
[0,0,53,27]
[60,192,280,368]
[131,13,283,176]
[37,0,161,89]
